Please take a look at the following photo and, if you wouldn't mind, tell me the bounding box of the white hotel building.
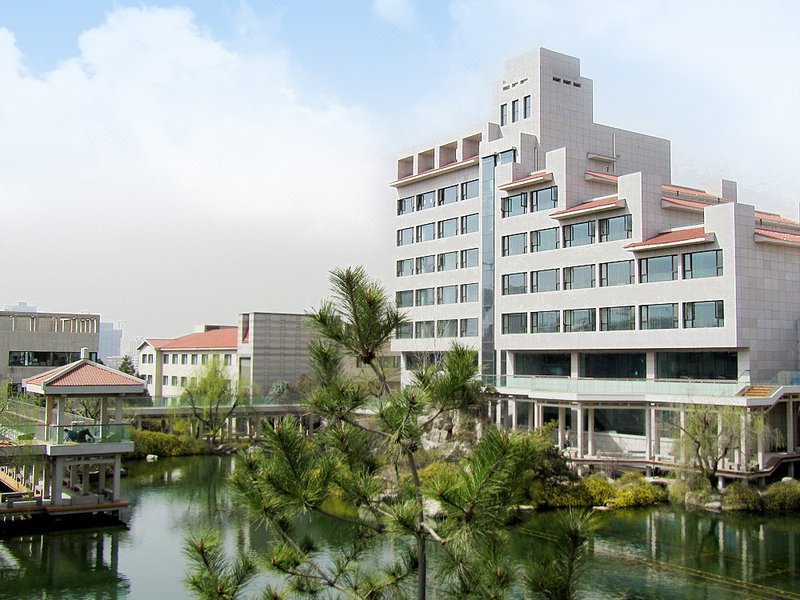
[391,48,800,481]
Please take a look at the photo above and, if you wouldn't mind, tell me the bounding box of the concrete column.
[510,400,517,430]
[81,464,90,496]
[652,409,660,458]
[100,397,108,441]
[757,414,765,470]
[787,400,795,453]
[558,407,566,449]
[112,454,122,502]
[168,415,174,434]
[680,409,687,464]
[740,411,749,470]
[570,353,579,378]
[68,463,76,490]
[56,398,65,438]
[588,407,595,456]
[45,396,53,441]
[51,458,64,506]
[527,403,534,431]
[645,406,653,461]
[495,401,503,427]
[99,463,107,495]
[114,397,123,424]
[576,406,584,458]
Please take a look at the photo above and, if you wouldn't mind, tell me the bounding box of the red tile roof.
[141,338,172,350]
[159,328,238,350]
[551,196,621,217]
[661,196,713,210]
[625,227,710,249]
[755,211,800,226]
[754,228,800,244]
[24,360,146,392]
[662,184,721,200]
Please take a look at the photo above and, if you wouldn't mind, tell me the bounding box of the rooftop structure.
[390,48,800,483]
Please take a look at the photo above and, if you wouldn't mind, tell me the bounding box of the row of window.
[502,301,725,334]
[397,248,480,276]
[158,375,232,387]
[397,318,479,339]
[397,180,479,216]
[503,215,633,256]
[499,95,532,126]
[8,350,99,367]
[141,352,233,367]
[396,283,479,307]
[501,186,559,216]
[500,250,723,294]
[397,213,479,246]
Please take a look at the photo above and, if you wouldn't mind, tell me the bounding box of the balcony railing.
[48,424,132,444]
[483,375,745,399]
[123,395,302,409]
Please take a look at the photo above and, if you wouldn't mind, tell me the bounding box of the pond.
[0,455,797,599]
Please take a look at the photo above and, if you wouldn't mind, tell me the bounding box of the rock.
[423,498,446,519]
[704,501,722,512]
[781,477,797,484]
[146,454,158,462]
[593,505,613,511]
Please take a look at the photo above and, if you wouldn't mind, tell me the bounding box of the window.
[191,354,198,365]
[201,354,208,365]
[396,323,413,339]
[580,353,645,378]
[600,260,634,287]
[439,185,458,206]
[600,306,635,331]
[415,321,435,338]
[460,318,479,337]
[416,222,435,242]
[531,227,559,252]
[462,179,479,200]
[502,192,527,218]
[171,376,178,386]
[415,288,435,306]
[640,303,678,330]
[500,103,508,125]
[437,251,458,271]
[416,191,435,211]
[437,285,458,305]
[656,351,737,380]
[515,352,570,375]
[523,95,531,118]
[397,259,413,277]
[437,320,458,338]
[162,376,168,385]
[530,186,558,211]
[397,227,414,246]
[180,376,188,387]
[511,99,519,122]
[224,354,232,366]
[163,354,170,365]
[531,269,559,292]
[181,354,188,364]
[683,250,723,279]
[563,221,595,247]
[598,214,631,242]
[461,248,479,268]
[146,375,153,384]
[564,309,596,332]
[397,196,413,215]
[169,354,177,364]
[639,255,677,283]
[461,213,479,234]
[438,218,459,238]
[502,272,527,295]
[563,264,595,290]
[416,255,435,274]
[460,283,478,303]
[530,311,560,333]
[684,301,724,328]
[502,313,527,334]
[396,290,414,308]
[502,233,527,256]
[499,149,516,164]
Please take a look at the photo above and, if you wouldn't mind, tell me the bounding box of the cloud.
[372,0,416,29]
[0,6,393,340]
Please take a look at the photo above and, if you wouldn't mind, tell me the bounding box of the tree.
[671,405,780,488]
[307,265,405,395]
[118,355,137,376]
[525,509,596,600]
[182,359,248,446]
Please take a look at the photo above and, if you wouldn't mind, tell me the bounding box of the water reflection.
[0,456,797,599]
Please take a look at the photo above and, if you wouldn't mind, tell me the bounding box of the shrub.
[131,429,210,459]
[609,472,667,508]
[722,481,764,512]
[584,473,614,506]
[418,460,460,488]
[531,481,592,509]
[763,480,800,513]
[669,478,690,506]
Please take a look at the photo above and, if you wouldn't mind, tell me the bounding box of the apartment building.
[0,310,99,386]
[391,48,800,481]
[138,313,319,399]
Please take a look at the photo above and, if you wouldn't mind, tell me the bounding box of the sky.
[0,0,798,350]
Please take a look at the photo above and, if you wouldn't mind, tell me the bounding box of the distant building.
[99,322,123,362]
[4,301,37,312]
[0,310,99,386]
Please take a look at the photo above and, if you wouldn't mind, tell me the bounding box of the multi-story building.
[138,313,321,399]
[0,310,99,386]
[98,322,123,363]
[390,48,800,481]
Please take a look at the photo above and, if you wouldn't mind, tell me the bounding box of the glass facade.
[8,350,98,367]
[481,155,497,375]
[514,352,570,376]
[580,353,646,378]
[656,351,737,380]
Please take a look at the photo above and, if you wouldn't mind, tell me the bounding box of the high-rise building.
[99,322,123,363]
[390,48,800,480]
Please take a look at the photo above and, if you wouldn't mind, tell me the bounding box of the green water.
[0,455,797,599]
